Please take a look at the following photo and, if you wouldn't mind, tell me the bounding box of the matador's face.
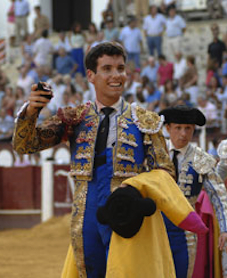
[87,54,127,106]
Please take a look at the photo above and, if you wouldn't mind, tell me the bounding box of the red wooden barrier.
[0,165,71,229]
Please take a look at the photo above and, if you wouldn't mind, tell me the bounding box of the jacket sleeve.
[12,106,66,154]
[216,160,227,182]
[193,147,227,233]
[203,170,227,233]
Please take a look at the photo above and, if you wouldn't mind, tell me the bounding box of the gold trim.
[185,231,197,278]
[131,103,164,134]
[110,177,125,192]
[71,180,88,278]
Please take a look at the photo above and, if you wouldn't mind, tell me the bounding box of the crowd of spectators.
[1,0,227,151]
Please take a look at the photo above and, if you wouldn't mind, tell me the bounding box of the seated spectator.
[161,79,178,106]
[61,90,76,108]
[140,56,159,84]
[206,58,220,87]
[0,68,9,92]
[90,30,107,49]
[21,33,34,65]
[0,107,14,142]
[135,85,147,109]
[55,47,78,76]
[85,22,98,49]
[63,82,84,106]
[73,72,86,93]
[157,54,173,89]
[207,138,220,161]
[206,75,222,107]
[75,91,83,105]
[173,51,187,85]
[14,86,26,116]
[197,94,219,132]
[179,55,198,105]
[1,86,15,117]
[81,80,96,103]
[33,29,54,67]
[70,22,86,76]
[16,65,34,97]
[47,74,66,114]
[62,74,72,86]
[124,69,142,99]
[103,16,119,42]
[140,75,150,99]
[54,31,71,53]
[180,92,193,107]
[27,65,49,84]
[146,82,162,111]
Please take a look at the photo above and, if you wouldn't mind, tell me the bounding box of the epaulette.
[193,147,216,175]
[131,103,164,134]
[57,101,91,126]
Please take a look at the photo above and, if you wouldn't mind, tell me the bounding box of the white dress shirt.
[96,97,123,148]
[167,139,189,173]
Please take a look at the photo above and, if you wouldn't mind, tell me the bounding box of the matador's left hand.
[219,232,227,252]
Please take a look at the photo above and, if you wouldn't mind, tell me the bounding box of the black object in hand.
[36,82,52,100]
[97,186,156,238]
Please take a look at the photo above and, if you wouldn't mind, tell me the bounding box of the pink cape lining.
[193,190,214,278]
[178,211,209,235]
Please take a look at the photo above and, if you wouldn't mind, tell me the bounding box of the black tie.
[172,150,180,180]
[95,107,114,155]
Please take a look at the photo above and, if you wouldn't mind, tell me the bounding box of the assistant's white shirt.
[33,37,53,66]
[166,139,189,172]
[173,58,187,80]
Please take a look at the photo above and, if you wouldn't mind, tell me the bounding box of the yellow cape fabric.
[61,244,79,278]
[61,170,195,278]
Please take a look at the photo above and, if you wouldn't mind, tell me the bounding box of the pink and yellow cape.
[61,170,208,278]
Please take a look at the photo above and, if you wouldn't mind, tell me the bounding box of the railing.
[0,129,225,229]
[0,143,72,229]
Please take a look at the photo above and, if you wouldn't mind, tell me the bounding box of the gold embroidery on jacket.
[71,180,88,278]
[118,132,138,147]
[116,147,135,163]
[185,231,197,278]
